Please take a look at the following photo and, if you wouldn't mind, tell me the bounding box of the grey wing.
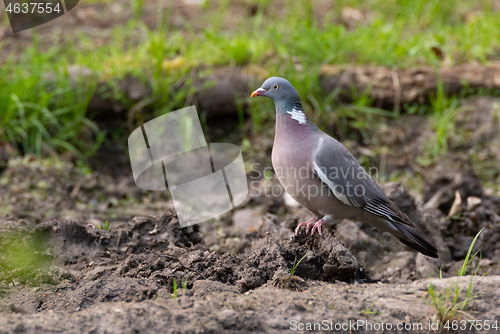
[313,136,415,227]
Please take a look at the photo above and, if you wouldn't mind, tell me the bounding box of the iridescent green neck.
[284,96,303,113]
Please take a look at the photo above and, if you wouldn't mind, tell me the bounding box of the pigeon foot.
[294,216,318,235]
[310,219,324,235]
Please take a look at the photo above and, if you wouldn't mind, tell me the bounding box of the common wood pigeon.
[251,77,438,258]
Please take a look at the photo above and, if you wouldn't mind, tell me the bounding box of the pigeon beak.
[251,87,267,97]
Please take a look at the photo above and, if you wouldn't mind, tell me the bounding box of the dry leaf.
[466,196,482,210]
[448,190,462,217]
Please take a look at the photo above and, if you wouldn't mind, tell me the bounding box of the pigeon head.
[251,77,305,122]
[251,77,300,103]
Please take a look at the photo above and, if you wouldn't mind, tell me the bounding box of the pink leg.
[310,219,325,236]
[294,216,318,235]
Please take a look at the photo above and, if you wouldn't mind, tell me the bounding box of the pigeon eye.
[273,84,279,90]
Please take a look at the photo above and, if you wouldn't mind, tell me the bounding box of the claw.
[310,219,324,235]
[294,216,317,235]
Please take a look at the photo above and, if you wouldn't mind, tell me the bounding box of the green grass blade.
[460,227,485,277]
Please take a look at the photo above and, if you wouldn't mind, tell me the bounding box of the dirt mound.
[239,232,359,292]
[1,209,361,315]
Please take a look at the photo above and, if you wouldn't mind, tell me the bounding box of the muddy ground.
[1,0,500,332]
[0,95,499,333]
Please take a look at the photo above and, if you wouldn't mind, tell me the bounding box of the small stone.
[416,253,440,278]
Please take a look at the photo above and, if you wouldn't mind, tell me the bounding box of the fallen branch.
[320,63,500,109]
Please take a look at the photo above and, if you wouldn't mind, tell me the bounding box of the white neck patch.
[286,107,307,125]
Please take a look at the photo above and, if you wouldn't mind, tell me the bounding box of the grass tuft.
[360,301,380,317]
[422,227,485,332]
[0,39,103,166]
[97,221,111,231]
[286,253,308,276]
[171,273,191,299]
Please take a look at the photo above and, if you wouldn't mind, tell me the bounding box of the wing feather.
[314,137,415,228]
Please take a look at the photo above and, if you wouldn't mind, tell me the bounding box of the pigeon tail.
[396,223,438,258]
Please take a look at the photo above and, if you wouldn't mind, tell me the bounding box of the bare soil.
[2,3,500,329]
[1,96,500,333]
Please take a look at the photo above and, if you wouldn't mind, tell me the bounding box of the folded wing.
[313,136,415,228]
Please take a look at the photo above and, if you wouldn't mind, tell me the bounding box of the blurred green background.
[0,0,499,175]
